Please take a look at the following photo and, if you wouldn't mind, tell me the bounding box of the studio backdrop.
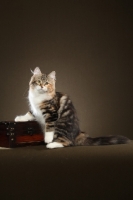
[0,0,132,139]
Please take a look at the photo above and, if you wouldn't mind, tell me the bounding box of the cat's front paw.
[15,112,35,122]
[15,116,28,122]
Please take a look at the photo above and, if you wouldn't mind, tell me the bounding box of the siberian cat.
[15,67,130,149]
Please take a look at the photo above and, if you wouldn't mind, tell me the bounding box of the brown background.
[0,0,133,139]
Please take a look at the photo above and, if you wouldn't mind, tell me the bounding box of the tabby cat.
[15,67,130,149]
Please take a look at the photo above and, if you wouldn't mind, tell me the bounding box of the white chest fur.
[28,90,46,125]
[29,90,55,143]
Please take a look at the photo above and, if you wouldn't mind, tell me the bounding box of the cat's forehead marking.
[31,73,53,83]
[33,74,45,79]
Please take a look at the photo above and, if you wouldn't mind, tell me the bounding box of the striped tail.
[75,133,130,146]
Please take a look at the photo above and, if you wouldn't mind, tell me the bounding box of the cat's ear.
[32,67,42,75]
[48,71,56,80]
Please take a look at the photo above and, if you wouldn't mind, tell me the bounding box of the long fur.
[15,67,130,148]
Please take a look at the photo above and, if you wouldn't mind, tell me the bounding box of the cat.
[15,67,130,149]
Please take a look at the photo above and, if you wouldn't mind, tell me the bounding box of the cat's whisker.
[23,87,29,97]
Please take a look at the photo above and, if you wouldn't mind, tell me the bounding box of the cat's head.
[29,67,56,95]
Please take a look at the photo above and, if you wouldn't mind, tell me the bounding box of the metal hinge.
[5,122,16,147]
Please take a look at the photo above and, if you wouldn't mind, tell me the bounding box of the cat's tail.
[75,133,130,146]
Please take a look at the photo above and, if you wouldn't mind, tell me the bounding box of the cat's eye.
[37,80,41,84]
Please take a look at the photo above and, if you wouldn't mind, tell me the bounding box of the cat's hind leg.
[15,112,35,122]
[46,142,64,149]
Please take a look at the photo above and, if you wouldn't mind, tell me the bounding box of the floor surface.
[0,141,133,200]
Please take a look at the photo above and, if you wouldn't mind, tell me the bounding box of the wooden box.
[0,121,44,148]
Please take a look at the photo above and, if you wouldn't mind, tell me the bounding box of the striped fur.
[75,133,130,146]
[15,67,130,148]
